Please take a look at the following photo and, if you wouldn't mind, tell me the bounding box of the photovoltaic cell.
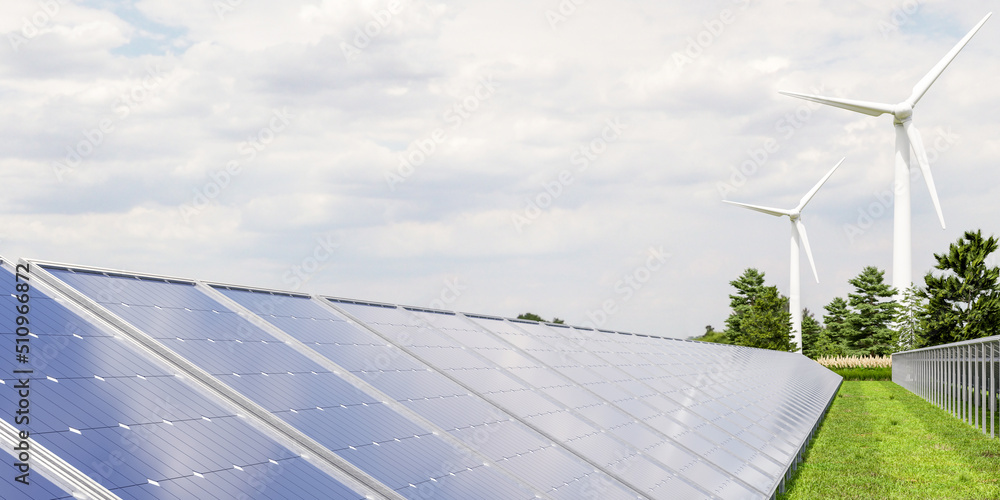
[489,321,793,490]
[216,287,640,500]
[560,325,840,484]
[0,266,366,500]
[5,259,840,500]
[330,300,721,499]
[42,268,534,500]
[0,461,67,500]
[412,310,771,498]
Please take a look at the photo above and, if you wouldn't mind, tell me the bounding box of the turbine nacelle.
[893,102,914,122]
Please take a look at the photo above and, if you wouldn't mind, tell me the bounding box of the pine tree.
[822,297,851,356]
[846,266,898,356]
[724,269,794,351]
[919,230,1000,346]
[895,285,925,351]
[692,325,731,344]
[800,308,823,359]
[517,312,545,322]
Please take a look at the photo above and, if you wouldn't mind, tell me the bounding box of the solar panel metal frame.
[321,300,839,499]
[209,284,648,500]
[470,317,790,482]
[22,259,400,500]
[199,281,549,499]
[1,258,370,500]
[566,323,839,498]
[321,298,727,498]
[399,307,773,497]
[0,257,121,500]
[7,257,842,500]
[32,263,545,499]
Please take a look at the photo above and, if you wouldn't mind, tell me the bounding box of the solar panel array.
[2,258,841,499]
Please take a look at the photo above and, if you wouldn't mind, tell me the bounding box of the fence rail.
[892,336,999,438]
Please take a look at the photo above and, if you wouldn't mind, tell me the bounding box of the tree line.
[695,230,1000,358]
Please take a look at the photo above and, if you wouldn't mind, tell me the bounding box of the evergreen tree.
[919,230,1000,346]
[517,312,545,322]
[895,285,925,351]
[846,266,898,356]
[800,308,823,358]
[724,269,794,351]
[821,297,851,356]
[724,268,766,337]
[692,325,731,344]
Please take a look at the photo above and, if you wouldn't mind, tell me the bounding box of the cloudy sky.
[1,0,998,339]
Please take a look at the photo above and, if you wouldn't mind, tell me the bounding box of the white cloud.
[1,0,998,338]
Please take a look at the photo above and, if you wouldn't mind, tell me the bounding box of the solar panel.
[0,265,367,500]
[0,457,67,500]
[482,320,821,489]
[40,267,535,500]
[328,300,723,498]
[214,286,640,500]
[437,310,788,496]
[3,258,841,500]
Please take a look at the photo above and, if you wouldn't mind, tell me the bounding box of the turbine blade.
[778,91,894,117]
[795,218,820,283]
[797,157,846,211]
[723,200,791,217]
[903,121,946,229]
[909,13,992,106]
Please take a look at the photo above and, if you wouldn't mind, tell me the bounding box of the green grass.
[827,367,893,381]
[779,381,1000,500]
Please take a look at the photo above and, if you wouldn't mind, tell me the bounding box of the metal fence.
[892,336,999,438]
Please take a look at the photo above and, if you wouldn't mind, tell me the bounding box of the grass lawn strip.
[779,381,1000,500]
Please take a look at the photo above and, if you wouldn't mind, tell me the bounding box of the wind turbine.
[779,13,991,294]
[724,158,845,350]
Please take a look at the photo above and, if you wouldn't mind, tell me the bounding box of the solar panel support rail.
[1,394,123,500]
[197,283,554,500]
[470,315,780,496]
[321,298,721,500]
[24,259,402,500]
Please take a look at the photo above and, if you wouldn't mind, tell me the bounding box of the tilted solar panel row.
[0,261,374,500]
[2,258,841,499]
[36,265,535,500]
[213,287,637,500]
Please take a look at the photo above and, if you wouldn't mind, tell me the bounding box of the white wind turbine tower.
[724,158,845,350]
[779,13,991,294]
